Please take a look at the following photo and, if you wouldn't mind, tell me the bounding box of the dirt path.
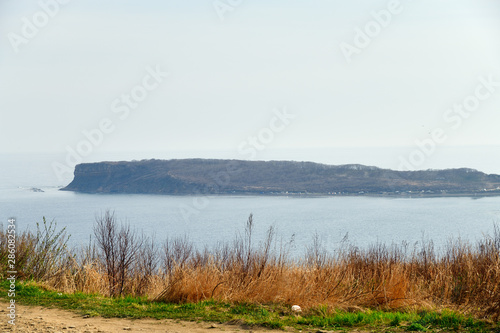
[0,302,293,333]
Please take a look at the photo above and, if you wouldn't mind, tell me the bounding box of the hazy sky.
[1,0,500,174]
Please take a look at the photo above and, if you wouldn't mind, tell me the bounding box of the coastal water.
[3,185,500,257]
[1,153,500,257]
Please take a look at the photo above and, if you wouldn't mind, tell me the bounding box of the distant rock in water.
[61,159,500,197]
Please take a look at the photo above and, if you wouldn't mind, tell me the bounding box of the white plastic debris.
[291,305,302,312]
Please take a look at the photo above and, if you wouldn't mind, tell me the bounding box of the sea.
[1,151,500,257]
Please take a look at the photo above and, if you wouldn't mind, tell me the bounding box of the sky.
[1,0,500,177]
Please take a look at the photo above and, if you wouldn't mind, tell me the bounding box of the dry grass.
[2,213,500,320]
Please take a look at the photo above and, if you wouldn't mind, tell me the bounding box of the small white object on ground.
[291,305,302,312]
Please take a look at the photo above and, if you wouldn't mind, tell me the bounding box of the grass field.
[1,212,500,331]
[1,280,497,332]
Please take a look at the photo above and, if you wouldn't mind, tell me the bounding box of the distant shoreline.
[60,187,500,199]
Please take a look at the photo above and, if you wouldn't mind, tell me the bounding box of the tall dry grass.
[0,218,70,281]
[2,212,500,319]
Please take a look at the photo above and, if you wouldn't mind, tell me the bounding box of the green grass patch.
[407,322,427,331]
[0,280,497,332]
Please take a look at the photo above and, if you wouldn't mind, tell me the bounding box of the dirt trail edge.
[0,302,292,333]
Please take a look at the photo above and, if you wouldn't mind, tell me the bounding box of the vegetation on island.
[2,213,500,332]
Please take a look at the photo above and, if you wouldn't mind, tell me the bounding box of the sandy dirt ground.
[0,302,300,333]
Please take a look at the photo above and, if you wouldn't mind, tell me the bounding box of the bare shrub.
[0,218,69,281]
[162,235,193,278]
[93,210,142,297]
[133,235,159,296]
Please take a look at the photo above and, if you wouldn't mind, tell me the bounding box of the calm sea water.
[1,153,500,257]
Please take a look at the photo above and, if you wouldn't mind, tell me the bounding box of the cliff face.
[63,160,197,194]
[61,159,500,196]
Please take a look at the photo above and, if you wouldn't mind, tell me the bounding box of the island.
[60,159,500,197]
